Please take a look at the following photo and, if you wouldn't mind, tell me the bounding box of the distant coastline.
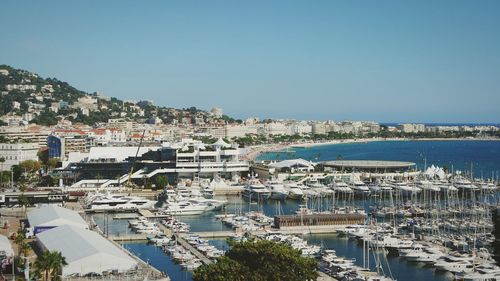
[243,137,500,161]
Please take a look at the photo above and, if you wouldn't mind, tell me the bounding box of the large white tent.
[36,225,138,276]
[27,205,88,231]
[0,234,14,257]
[269,158,315,171]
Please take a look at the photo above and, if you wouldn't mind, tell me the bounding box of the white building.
[226,124,259,138]
[27,205,89,234]
[0,234,14,257]
[0,142,39,171]
[290,122,312,135]
[312,122,328,135]
[263,122,289,135]
[12,101,21,110]
[36,225,138,277]
[5,84,37,91]
[399,123,426,133]
[210,107,223,118]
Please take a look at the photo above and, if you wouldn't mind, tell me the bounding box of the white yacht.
[299,184,320,198]
[407,247,444,263]
[392,181,421,196]
[86,193,156,211]
[416,180,441,192]
[433,180,459,192]
[478,181,497,192]
[266,180,288,200]
[371,235,413,249]
[330,181,353,194]
[305,178,333,196]
[398,243,424,258]
[434,254,476,273]
[349,180,370,195]
[453,177,479,191]
[162,201,210,215]
[285,183,304,200]
[201,186,215,198]
[187,197,227,211]
[242,178,271,202]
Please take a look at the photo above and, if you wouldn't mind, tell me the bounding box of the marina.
[2,140,500,281]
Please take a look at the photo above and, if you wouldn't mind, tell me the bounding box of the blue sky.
[1,1,499,123]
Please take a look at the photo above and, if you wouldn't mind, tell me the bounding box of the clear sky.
[1,1,499,123]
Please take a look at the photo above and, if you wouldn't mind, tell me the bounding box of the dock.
[109,233,150,241]
[114,213,140,220]
[191,231,236,238]
[138,209,171,219]
[175,234,213,265]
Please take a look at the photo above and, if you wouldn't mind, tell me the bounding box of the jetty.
[175,234,213,265]
[109,233,149,241]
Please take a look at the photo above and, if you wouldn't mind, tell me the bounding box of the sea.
[93,140,500,281]
[258,140,500,179]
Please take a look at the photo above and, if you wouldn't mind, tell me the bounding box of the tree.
[154,175,169,190]
[46,158,59,171]
[19,160,41,174]
[193,240,318,281]
[0,156,5,171]
[34,251,67,281]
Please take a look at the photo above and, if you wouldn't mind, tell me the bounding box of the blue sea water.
[123,242,193,281]
[258,140,500,179]
[98,196,454,281]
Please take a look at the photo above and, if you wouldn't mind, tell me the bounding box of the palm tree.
[49,251,67,280]
[14,229,26,254]
[34,251,52,281]
[20,241,31,257]
[96,173,102,189]
[34,251,67,281]
[0,156,5,172]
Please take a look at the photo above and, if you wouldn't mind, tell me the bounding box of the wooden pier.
[175,234,213,265]
[191,231,237,238]
[109,233,149,241]
[113,213,140,220]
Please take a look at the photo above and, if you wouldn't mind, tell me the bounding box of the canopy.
[0,234,14,257]
[36,225,137,276]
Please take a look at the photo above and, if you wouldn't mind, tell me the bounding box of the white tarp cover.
[36,225,137,276]
[27,205,88,229]
[0,234,14,257]
[87,146,160,162]
[424,165,446,180]
[212,138,231,148]
[269,158,315,170]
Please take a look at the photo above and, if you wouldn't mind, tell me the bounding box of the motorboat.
[242,178,271,202]
[162,201,210,215]
[86,193,156,211]
[285,183,305,200]
[349,180,370,195]
[266,180,289,200]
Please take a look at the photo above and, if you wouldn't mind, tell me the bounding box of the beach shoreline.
[242,137,500,161]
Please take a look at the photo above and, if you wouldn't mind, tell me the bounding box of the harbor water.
[94,196,459,281]
[92,140,500,281]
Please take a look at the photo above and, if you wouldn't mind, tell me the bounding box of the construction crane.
[127,130,145,187]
